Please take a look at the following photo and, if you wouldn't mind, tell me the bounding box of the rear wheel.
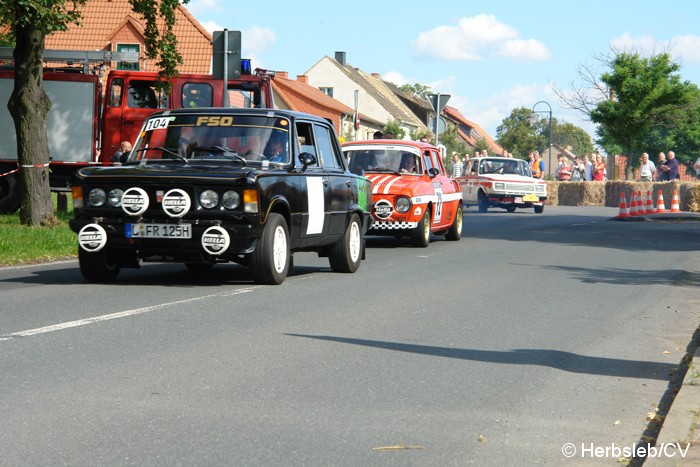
[445,207,463,241]
[534,205,544,214]
[478,191,489,213]
[506,206,517,213]
[251,213,289,284]
[411,208,431,247]
[329,214,363,273]
[78,248,121,283]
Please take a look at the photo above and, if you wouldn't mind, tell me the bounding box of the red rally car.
[342,140,463,247]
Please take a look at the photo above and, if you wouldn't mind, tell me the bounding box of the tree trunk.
[7,24,55,226]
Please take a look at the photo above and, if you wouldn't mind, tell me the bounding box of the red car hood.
[365,173,425,196]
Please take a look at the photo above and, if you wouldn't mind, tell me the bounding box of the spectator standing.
[530,151,545,179]
[451,153,463,178]
[570,156,585,181]
[593,154,606,181]
[661,150,680,180]
[656,152,667,181]
[111,140,132,163]
[638,153,655,182]
[582,154,593,181]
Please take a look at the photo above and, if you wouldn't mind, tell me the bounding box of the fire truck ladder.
[0,48,139,73]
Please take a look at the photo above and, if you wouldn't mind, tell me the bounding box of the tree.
[591,52,700,169]
[382,119,406,140]
[0,0,187,226]
[496,107,546,158]
[399,83,432,100]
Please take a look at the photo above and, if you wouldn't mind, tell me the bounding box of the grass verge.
[0,193,77,266]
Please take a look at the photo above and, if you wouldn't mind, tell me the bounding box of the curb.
[645,348,700,466]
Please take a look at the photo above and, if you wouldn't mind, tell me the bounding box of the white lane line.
[0,286,259,341]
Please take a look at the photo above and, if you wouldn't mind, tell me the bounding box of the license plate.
[523,194,539,202]
[126,223,192,239]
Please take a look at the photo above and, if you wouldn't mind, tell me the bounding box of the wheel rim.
[349,221,361,262]
[455,209,463,234]
[272,225,287,273]
[423,214,430,241]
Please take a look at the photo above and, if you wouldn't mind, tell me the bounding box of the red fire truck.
[0,48,275,213]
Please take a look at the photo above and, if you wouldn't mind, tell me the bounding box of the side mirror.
[299,152,316,169]
[428,167,440,178]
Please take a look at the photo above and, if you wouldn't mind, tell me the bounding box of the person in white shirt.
[582,154,594,181]
[639,152,655,182]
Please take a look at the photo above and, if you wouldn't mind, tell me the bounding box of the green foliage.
[497,107,593,158]
[0,1,87,34]
[591,52,700,168]
[382,119,406,140]
[399,83,432,100]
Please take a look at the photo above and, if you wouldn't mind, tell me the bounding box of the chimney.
[297,75,308,84]
[335,51,346,66]
[277,71,289,79]
[371,73,381,78]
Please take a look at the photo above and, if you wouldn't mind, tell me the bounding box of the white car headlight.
[494,182,505,191]
[88,188,106,207]
[200,190,219,209]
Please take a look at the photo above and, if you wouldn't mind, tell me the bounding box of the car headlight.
[395,196,412,213]
[535,185,545,193]
[88,188,106,207]
[494,182,505,191]
[108,188,124,207]
[222,190,240,210]
[200,190,219,209]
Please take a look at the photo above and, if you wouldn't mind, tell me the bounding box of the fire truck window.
[183,83,213,108]
[109,78,123,107]
[128,81,158,109]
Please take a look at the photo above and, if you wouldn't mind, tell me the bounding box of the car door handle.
[345,180,352,187]
[323,179,329,186]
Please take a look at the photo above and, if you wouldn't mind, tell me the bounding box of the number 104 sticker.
[144,117,173,131]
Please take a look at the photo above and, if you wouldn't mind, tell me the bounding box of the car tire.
[478,191,489,213]
[329,213,363,273]
[445,206,463,241]
[78,248,121,283]
[251,213,289,285]
[534,205,544,214]
[0,173,20,214]
[411,207,431,247]
[506,206,516,213]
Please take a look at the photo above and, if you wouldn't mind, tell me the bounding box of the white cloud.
[199,20,223,35]
[610,32,700,64]
[412,14,550,62]
[383,71,409,86]
[242,26,276,56]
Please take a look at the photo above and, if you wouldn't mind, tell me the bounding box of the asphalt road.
[1,206,699,465]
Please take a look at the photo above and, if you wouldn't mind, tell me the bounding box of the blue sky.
[186,0,700,143]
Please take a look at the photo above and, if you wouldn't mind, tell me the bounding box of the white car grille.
[506,183,536,192]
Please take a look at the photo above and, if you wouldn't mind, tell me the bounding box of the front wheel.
[411,208,431,247]
[0,172,20,214]
[78,248,121,283]
[251,213,290,284]
[445,207,463,241]
[329,214,363,273]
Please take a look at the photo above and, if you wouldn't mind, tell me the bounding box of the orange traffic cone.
[616,192,629,218]
[643,190,654,214]
[656,190,667,213]
[629,191,640,216]
[670,190,681,212]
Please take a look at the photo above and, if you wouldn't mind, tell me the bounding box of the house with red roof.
[42,0,212,74]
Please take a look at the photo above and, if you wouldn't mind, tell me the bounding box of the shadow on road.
[286,333,677,381]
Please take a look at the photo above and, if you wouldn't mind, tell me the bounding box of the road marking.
[0,287,258,341]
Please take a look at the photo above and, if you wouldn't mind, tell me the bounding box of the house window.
[117,44,140,71]
[319,87,333,98]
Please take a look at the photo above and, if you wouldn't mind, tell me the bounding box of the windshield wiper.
[132,146,188,164]
[190,146,247,166]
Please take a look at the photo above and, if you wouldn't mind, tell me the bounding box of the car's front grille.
[506,183,535,192]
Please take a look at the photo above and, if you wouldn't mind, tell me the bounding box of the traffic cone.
[629,191,640,216]
[616,192,629,218]
[643,190,654,214]
[670,190,681,212]
[656,190,667,213]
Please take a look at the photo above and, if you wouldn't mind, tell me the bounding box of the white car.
[456,157,547,213]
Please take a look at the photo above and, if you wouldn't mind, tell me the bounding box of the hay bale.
[546,181,558,205]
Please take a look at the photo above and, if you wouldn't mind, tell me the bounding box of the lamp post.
[529,101,552,178]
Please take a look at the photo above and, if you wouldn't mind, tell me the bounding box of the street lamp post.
[530,101,552,178]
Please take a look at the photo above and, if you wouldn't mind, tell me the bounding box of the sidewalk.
[645,348,700,466]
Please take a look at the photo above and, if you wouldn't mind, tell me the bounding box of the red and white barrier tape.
[0,162,50,178]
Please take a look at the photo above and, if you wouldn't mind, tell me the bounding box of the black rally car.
[69,108,372,284]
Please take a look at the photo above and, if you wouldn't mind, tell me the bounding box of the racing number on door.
[433,182,443,224]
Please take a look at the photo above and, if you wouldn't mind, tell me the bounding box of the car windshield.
[344,148,421,175]
[478,159,532,176]
[126,113,292,164]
